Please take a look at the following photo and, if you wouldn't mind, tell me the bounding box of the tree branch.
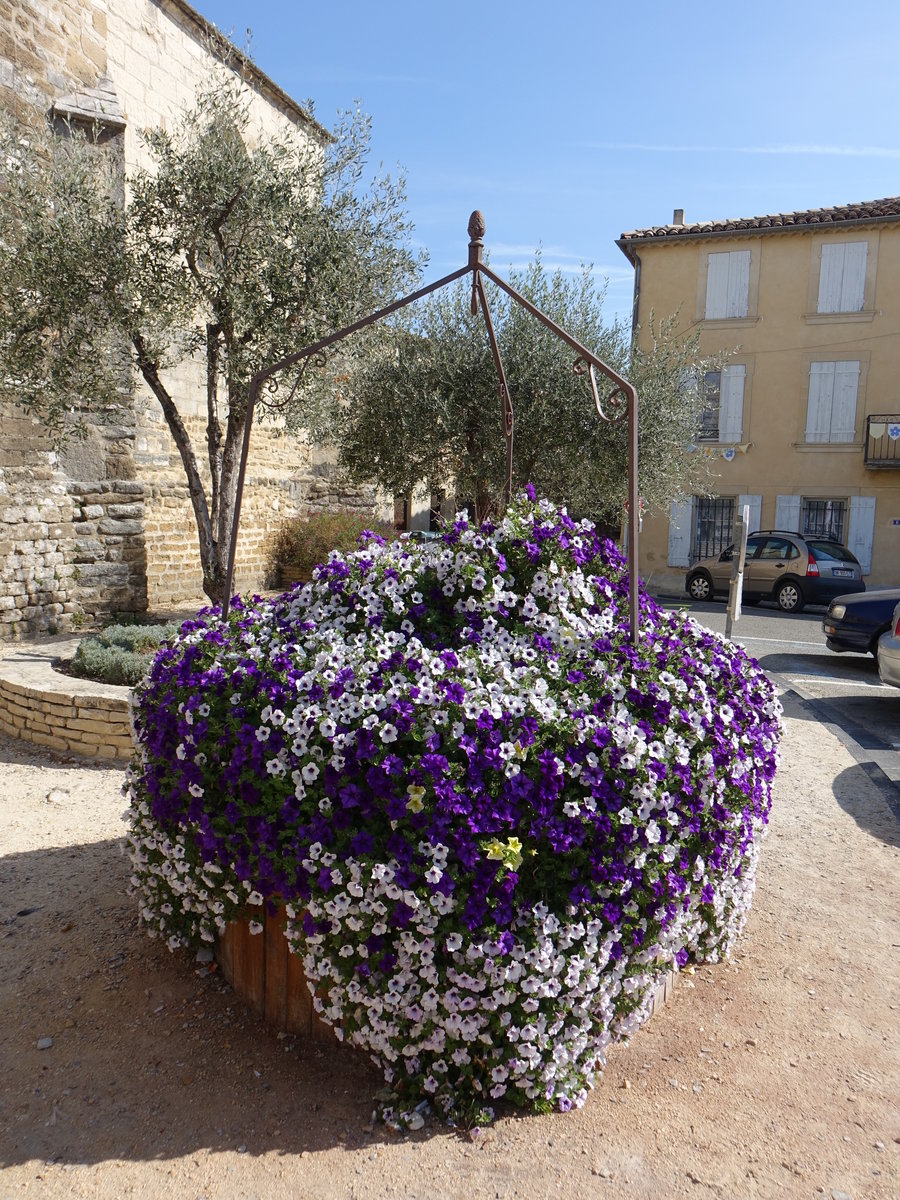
[132,330,216,591]
[206,322,223,531]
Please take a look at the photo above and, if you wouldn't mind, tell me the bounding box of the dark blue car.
[823,587,900,659]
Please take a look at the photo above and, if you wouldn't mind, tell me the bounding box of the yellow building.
[617,199,900,596]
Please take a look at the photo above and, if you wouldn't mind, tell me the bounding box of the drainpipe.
[630,252,642,338]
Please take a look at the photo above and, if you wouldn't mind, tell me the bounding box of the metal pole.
[475,272,514,507]
[724,505,750,640]
[626,391,640,647]
[221,379,259,620]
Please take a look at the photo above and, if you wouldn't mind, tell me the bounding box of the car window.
[806,539,859,564]
[745,536,764,559]
[758,537,791,560]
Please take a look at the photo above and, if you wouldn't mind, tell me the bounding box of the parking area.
[666,599,900,787]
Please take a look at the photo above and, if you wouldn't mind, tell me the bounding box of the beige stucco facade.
[618,203,900,595]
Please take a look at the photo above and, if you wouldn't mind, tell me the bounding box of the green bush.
[68,622,179,686]
[270,508,395,583]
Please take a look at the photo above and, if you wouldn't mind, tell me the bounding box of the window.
[694,496,735,559]
[818,242,867,313]
[805,361,859,443]
[698,364,745,442]
[705,251,750,319]
[805,538,857,563]
[757,536,797,561]
[802,498,846,543]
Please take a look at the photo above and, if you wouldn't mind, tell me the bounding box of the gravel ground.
[0,688,898,1199]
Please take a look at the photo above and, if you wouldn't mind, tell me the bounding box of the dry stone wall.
[0,0,368,632]
[0,412,148,638]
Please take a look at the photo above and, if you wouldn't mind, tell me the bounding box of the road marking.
[733,636,831,650]
[785,676,891,692]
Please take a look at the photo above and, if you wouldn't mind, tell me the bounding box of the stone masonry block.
[97,518,143,536]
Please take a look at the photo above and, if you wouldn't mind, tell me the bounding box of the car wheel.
[687,572,713,602]
[776,580,804,613]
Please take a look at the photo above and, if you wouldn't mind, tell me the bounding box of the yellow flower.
[485,838,505,860]
[406,784,426,813]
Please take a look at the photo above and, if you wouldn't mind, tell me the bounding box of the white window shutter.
[737,494,762,534]
[705,254,730,319]
[818,242,867,312]
[840,242,867,311]
[726,251,750,318]
[719,364,745,441]
[775,495,801,532]
[668,498,694,567]
[805,362,835,442]
[831,360,860,442]
[817,244,844,312]
[848,495,876,574]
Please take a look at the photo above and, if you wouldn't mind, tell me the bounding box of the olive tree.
[318,257,717,525]
[0,77,419,602]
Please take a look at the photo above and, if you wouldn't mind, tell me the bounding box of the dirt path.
[0,690,898,1199]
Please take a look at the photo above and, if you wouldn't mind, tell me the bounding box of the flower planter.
[128,492,781,1121]
[215,908,331,1041]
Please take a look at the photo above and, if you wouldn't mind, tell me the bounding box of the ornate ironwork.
[263,351,328,412]
[222,213,641,644]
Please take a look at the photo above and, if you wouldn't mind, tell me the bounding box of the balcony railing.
[864,415,900,467]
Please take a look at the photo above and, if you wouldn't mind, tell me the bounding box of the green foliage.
[68,622,179,686]
[270,508,395,581]
[0,118,131,441]
[316,256,718,524]
[0,71,420,601]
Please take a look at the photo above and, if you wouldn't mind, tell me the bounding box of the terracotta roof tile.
[619,197,900,243]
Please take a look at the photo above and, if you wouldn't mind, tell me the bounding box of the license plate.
[833,569,853,577]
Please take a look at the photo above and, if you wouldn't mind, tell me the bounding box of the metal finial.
[468,210,486,241]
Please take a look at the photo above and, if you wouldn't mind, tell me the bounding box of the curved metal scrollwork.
[261,350,329,412]
[573,357,627,423]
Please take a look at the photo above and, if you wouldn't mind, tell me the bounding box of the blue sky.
[201,0,900,327]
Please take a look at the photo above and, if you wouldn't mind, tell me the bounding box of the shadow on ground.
[830,763,900,846]
[0,837,417,1169]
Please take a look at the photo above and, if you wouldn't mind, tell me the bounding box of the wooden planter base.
[216,908,678,1045]
[216,908,332,1041]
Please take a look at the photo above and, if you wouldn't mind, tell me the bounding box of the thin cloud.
[587,141,900,160]
[486,254,634,283]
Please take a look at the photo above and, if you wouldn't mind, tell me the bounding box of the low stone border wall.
[0,637,132,760]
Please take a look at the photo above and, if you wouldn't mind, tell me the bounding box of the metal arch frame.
[222,211,641,645]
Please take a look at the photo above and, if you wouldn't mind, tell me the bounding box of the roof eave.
[616,238,638,267]
[618,210,900,251]
[161,0,334,144]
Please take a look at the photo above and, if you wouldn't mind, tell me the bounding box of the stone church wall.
[0,0,364,632]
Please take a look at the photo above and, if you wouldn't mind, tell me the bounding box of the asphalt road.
[665,597,900,791]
